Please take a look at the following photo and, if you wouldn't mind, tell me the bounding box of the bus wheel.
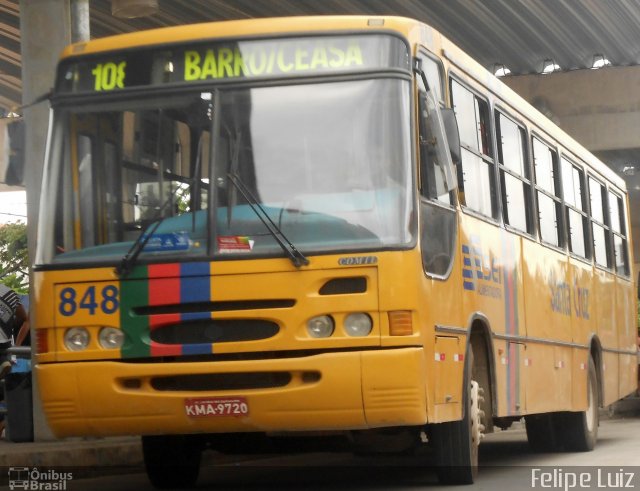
[432,347,484,484]
[142,435,202,489]
[561,357,599,451]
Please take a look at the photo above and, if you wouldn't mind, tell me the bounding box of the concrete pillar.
[71,0,90,43]
[20,0,72,440]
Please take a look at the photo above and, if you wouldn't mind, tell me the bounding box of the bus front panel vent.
[319,277,367,295]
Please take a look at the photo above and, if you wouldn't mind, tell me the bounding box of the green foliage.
[175,184,191,214]
[0,222,28,294]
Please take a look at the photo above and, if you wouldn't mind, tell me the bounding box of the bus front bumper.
[36,348,428,437]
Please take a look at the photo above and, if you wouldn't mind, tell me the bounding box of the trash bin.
[5,359,33,442]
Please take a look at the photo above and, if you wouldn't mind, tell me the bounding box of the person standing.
[0,284,29,376]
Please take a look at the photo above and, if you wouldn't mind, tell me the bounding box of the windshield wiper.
[115,179,186,278]
[226,172,309,268]
[115,217,164,278]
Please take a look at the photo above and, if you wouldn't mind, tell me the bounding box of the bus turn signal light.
[389,311,413,336]
[36,329,49,354]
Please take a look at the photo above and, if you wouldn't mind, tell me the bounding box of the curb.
[0,437,142,468]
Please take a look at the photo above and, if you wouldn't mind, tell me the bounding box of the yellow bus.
[31,15,638,486]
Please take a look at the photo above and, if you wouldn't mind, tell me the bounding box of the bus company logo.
[461,238,502,299]
[8,467,73,490]
[338,256,377,266]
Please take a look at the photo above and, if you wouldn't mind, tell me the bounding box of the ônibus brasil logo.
[8,467,73,490]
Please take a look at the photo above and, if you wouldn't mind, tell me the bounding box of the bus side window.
[418,93,453,204]
[608,190,629,276]
[532,137,563,248]
[561,157,589,259]
[418,51,445,106]
[496,112,532,234]
[450,79,496,218]
[588,177,611,269]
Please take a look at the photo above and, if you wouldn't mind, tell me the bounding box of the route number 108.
[91,61,126,91]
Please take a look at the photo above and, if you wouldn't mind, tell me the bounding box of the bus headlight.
[307,315,334,338]
[64,327,90,351]
[344,313,372,337]
[98,327,125,349]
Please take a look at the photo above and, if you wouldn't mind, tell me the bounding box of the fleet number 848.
[58,285,119,317]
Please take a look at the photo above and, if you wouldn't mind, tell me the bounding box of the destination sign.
[57,34,409,94]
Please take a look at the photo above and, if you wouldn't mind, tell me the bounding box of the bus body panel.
[36,347,428,438]
[458,213,530,417]
[616,273,637,397]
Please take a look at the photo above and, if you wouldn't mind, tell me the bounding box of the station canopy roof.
[2,0,639,110]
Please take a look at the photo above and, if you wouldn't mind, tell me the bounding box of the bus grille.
[150,372,293,391]
[150,319,280,344]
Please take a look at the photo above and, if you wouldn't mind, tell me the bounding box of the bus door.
[416,52,458,279]
[416,52,462,400]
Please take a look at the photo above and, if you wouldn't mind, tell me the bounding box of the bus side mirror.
[0,118,25,186]
[441,108,461,166]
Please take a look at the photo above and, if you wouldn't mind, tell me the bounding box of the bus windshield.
[38,77,413,266]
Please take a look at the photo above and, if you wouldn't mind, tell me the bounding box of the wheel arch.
[587,334,604,408]
[465,313,498,423]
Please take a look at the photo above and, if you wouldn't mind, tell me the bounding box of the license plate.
[184,397,249,418]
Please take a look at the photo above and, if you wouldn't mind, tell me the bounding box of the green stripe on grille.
[120,265,150,358]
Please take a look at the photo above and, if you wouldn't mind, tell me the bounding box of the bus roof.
[61,15,419,59]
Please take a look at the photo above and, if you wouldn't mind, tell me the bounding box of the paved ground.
[5,409,639,491]
[0,396,636,480]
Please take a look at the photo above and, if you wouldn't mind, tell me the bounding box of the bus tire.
[560,357,599,451]
[524,413,559,452]
[432,346,483,485]
[142,435,202,489]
